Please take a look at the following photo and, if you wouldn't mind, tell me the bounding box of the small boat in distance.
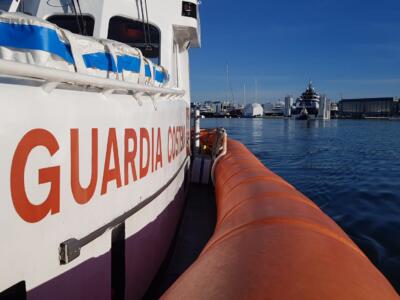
[297,106,309,120]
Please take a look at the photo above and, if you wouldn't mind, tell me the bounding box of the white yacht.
[243,103,263,118]
[293,81,320,119]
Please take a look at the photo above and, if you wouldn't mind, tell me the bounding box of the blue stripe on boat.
[83,52,117,72]
[0,22,74,64]
[117,55,141,73]
[0,22,167,82]
[145,64,151,78]
[154,69,165,83]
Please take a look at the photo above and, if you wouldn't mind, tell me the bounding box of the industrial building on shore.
[338,97,399,118]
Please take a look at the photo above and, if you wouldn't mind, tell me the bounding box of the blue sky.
[190,0,400,102]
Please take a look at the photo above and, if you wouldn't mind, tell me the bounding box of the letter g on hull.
[10,129,60,223]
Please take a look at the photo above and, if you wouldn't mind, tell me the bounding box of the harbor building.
[339,97,399,118]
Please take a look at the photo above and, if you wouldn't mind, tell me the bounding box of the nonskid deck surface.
[145,183,216,299]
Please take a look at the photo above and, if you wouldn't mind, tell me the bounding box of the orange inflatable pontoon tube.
[163,139,399,300]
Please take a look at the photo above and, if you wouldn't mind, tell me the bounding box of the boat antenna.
[143,0,153,51]
[69,0,82,35]
[139,0,152,52]
[139,0,148,47]
[75,0,87,36]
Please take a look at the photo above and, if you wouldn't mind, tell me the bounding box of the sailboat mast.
[225,62,235,105]
[244,84,246,105]
[226,63,229,103]
[255,78,258,103]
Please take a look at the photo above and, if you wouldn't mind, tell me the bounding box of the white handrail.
[8,0,20,12]
[0,59,185,97]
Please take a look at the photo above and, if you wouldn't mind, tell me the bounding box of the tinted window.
[108,16,160,63]
[0,0,13,11]
[182,1,197,19]
[47,15,95,36]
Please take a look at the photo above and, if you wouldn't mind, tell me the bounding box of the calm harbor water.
[203,118,400,292]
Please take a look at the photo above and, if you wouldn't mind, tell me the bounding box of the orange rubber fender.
[191,128,217,147]
[191,129,218,155]
[162,139,399,300]
[199,129,217,149]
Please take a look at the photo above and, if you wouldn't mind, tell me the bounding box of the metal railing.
[0,59,185,98]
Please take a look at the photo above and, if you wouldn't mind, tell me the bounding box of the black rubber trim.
[0,281,26,300]
[59,156,190,265]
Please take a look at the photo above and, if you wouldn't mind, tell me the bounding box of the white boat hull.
[0,81,190,299]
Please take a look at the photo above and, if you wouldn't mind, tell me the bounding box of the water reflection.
[250,118,264,140]
[202,118,400,292]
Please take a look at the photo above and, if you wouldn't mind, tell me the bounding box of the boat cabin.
[0,0,200,97]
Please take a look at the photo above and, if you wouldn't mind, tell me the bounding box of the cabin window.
[182,1,197,19]
[47,15,95,36]
[108,16,160,64]
[0,0,13,11]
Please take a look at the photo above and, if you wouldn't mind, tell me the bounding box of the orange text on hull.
[10,126,186,223]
